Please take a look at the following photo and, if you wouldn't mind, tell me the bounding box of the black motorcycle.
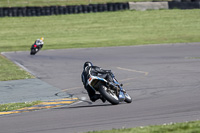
[30,40,43,55]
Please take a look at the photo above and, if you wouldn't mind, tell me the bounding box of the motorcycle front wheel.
[124,93,132,103]
[30,49,36,55]
[30,48,38,55]
[99,85,119,105]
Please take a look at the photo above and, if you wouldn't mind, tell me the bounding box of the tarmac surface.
[1,42,200,133]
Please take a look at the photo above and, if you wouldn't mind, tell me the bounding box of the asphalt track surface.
[1,43,200,133]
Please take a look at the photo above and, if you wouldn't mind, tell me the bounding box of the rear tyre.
[124,93,132,103]
[99,85,119,105]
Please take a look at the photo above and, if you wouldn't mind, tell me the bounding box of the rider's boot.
[91,94,106,103]
[100,95,106,103]
[90,94,101,102]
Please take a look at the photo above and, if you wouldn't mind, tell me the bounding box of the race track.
[1,43,200,133]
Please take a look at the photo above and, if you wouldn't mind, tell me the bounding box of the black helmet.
[83,61,93,70]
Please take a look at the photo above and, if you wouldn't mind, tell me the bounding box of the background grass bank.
[0,9,200,53]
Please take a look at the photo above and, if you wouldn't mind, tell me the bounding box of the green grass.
[0,9,200,81]
[0,101,41,111]
[0,0,170,7]
[0,54,34,81]
[0,9,199,52]
[85,121,200,133]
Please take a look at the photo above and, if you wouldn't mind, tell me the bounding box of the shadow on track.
[54,99,115,110]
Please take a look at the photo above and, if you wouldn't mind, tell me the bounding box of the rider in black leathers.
[34,37,44,48]
[81,61,114,103]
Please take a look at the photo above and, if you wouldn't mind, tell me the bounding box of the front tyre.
[99,85,119,105]
[124,93,132,103]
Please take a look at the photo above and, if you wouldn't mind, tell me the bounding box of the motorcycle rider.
[81,61,114,103]
[34,37,44,49]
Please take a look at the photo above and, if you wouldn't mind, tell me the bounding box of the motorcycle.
[87,72,132,105]
[30,40,43,55]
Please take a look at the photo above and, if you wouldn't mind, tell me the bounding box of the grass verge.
[0,54,34,81]
[0,101,41,112]
[86,121,200,133]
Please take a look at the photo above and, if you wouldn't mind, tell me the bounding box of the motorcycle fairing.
[88,75,107,92]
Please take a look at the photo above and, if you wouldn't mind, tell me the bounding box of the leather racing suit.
[81,66,113,102]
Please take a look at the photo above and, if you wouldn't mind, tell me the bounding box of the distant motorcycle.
[30,38,44,55]
[87,71,132,105]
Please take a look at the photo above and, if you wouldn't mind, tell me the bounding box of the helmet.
[83,61,93,70]
[40,37,44,41]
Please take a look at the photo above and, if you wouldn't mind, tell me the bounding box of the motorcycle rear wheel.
[99,85,119,105]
